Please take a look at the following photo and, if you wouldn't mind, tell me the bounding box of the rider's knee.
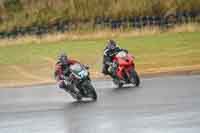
[58,80,66,89]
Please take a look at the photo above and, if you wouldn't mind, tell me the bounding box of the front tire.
[130,69,140,87]
[91,89,97,101]
[82,80,98,101]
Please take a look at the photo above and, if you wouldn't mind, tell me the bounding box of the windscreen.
[70,63,83,72]
[116,51,127,58]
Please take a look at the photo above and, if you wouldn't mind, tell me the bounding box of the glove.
[122,49,128,53]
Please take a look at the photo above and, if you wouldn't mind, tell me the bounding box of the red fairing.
[113,53,135,80]
[67,59,79,65]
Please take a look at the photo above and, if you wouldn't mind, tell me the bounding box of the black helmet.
[58,52,68,65]
[107,39,117,50]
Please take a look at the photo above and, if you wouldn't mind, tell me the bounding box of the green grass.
[0,31,200,85]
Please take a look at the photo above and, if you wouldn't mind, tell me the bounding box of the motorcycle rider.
[54,52,79,93]
[102,40,128,77]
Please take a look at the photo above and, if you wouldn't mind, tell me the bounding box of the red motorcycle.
[108,51,140,88]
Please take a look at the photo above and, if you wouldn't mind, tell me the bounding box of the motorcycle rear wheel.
[70,90,82,101]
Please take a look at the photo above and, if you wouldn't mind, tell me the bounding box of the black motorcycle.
[63,63,97,101]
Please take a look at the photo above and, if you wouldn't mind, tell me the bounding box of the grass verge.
[0,30,200,87]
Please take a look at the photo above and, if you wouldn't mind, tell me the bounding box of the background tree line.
[0,0,200,32]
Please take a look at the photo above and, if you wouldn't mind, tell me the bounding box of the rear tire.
[70,91,82,101]
[76,95,82,101]
[130,69,140,87]
[118,83,123,88]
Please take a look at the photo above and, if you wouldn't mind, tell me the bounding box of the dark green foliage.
[3,0,23,13]
[0,0,199,31]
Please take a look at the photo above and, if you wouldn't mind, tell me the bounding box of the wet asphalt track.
[0,75,200,133]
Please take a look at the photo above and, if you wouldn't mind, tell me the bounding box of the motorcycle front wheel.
[130,69,140,87]
[82,80,97,101]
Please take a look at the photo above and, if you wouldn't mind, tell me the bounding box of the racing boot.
[110,63,118,79]
[68,85,82,100]
[102,64,110,75]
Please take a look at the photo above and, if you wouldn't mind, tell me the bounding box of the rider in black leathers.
[102,40,128,77]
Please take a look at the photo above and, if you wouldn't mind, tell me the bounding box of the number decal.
[78,70,88,78]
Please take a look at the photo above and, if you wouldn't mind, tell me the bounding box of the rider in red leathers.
[54,53,79,92]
